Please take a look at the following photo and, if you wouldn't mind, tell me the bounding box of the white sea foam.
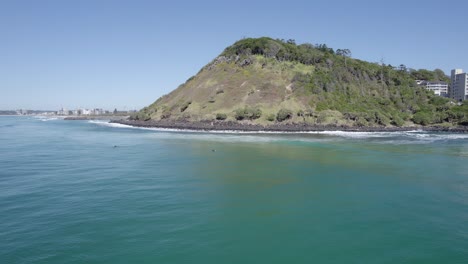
[311,131,396,138]
[33,116,62,121]
[88,120,132,129]
[313,130,468,143]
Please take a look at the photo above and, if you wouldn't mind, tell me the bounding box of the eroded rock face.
[206,56,239,70]
[238,58,252,67]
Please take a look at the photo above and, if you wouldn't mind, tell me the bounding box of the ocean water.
[1,116,468,264]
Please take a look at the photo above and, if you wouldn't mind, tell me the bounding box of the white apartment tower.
[450,69,468,101]
[420,81,448,97]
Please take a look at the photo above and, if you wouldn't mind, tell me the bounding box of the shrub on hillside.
[392,116,405,127]
[412,111,433,125]
[130,111,151,121]
[234,107,262,120]
[374,111,391,126]
[458,118,468,126]
[130,107,153,121]
[234,109,245,120]
[160,110,172,119]
[316,110,344,125]
[276,109,293,122]
[216,113,227,120]
[266,114,275,122]
[180,101,192,112]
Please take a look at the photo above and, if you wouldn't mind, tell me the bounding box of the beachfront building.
[81,109,91,115]
[450,69,468,101]
[92,108,104,115]
[16,109,29,115]
[57,108,68,115]
[419,81,449,97]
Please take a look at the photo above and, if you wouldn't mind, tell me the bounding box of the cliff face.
[132,37,466,128]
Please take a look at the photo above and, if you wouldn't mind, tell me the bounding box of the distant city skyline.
[1,0,468,110]
[1,105,139,111]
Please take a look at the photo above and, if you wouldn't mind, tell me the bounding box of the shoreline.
[64,116,129,121]
[111,119,468,133]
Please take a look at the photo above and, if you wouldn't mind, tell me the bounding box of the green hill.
[131,37,468,128]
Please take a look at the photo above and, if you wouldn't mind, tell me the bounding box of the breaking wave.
[33,116,63,122]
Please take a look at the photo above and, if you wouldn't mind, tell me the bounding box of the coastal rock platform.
[112,120,468,133]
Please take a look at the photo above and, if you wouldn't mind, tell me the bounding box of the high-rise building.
[419,81,448,97]
[450,69,468,101]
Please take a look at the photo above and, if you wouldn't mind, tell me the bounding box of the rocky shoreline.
[111,119,468,133]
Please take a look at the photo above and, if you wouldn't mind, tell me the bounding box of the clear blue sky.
[1,0,467,110]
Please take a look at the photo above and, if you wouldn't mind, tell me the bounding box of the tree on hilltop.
[336,48,351,67]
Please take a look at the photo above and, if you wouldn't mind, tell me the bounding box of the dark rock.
[239,59,252,67]
[109,119,468,133]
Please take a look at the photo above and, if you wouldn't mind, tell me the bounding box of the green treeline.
[221,37,464,127]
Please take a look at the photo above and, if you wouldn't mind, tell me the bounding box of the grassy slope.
[134,37,468,127]
[141,55,317,125]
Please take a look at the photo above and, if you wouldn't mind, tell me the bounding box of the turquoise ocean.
[1,116,468,263]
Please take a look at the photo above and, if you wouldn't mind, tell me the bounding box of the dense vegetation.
[133,37,468,127]
[234,107,262,121]
[222,37,450,82]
